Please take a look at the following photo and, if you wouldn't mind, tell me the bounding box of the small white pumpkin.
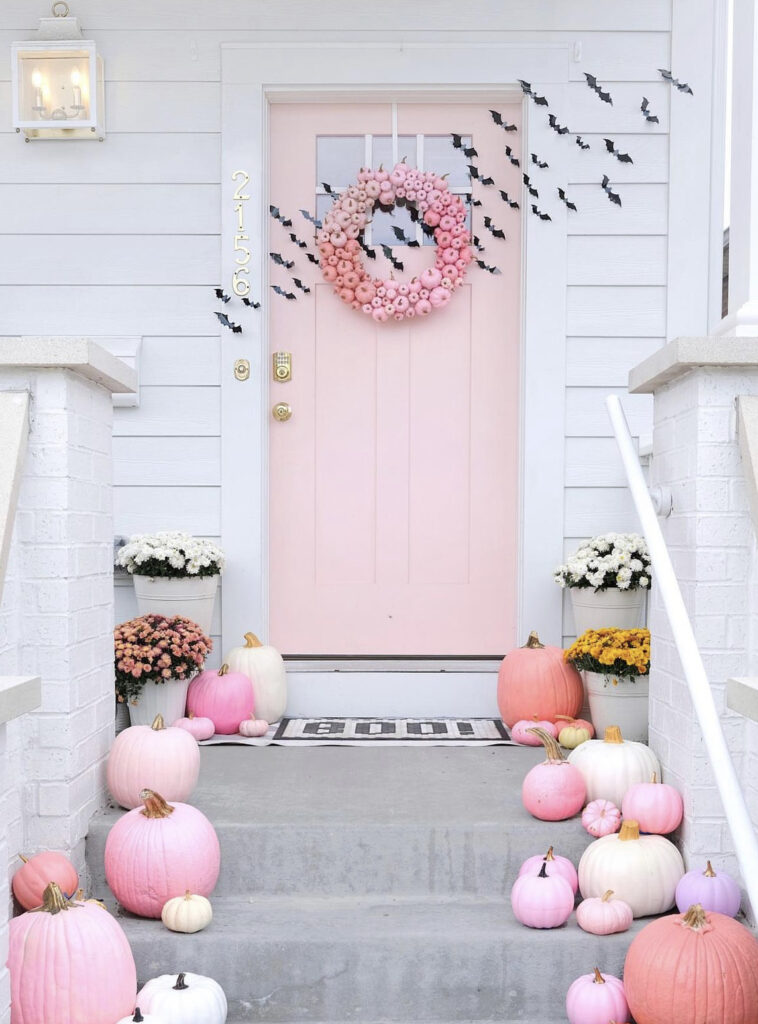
[578,819,684,917]
[161,890,213,934]
[239,715,270,738]
[224,631,287,723]
[137,972,227,1024]
[116,1010,164,1024]
[567,724,660,808]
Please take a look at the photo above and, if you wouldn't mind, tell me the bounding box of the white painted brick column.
[630,338,758,880]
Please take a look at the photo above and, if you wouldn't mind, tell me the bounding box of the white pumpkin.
[116,1011,164,1024]
[161,890,213,934]
[567,724,660,808]
[578,819,684,917]
[225,631,287,723]
[137,972,227,1024]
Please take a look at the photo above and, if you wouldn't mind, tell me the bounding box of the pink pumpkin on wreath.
[187,662,255,735]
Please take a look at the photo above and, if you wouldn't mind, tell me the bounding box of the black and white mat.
[201,718,513,747]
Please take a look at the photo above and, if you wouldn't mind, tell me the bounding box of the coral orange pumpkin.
[498,632,583,728]
[624,903,758,1023]
[12,851,78,910]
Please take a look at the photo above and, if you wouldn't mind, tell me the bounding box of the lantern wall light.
[11,2,105,141]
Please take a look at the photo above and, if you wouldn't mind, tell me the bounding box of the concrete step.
[119,895,644,1023]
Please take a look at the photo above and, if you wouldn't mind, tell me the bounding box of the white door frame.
[220,38,569,670]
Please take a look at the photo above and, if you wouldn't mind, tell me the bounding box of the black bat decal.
[659,68,693,95]
[321,182,338,196]
[269,205,293,227]
[604,138,633,164]
[489,110,518,131]
[641,97,660,124]
[271,285,297,300]
[391,226,420,247]
[299,208,323,229]
[214,288,231,303]
[498,190,520,209]
[505,146,520,167]
[468,163,480,180]
[476,258,502,274]
[451,134,478,159]
[483,215,505,240]
[575,135,591,150]
[270,252,294,269]
[451,133,464,149]
[548,114,570,135]
[557,187,577,212]
[242,296,260,309]
[471,234,486,253]
[306,252,320,265]
[517,80,549,106]
[288,232,308,249]
[531,204,552,222]
[480,175,495,186]
[531,153,549,169]
[601,175,622,207]
[292,277,311,294]
[215,311,242,332]
[466,196,483,207]
[584,73,613,105]
[463,145,478,160]
[522,173,539,198]
[380,245,404,271]
[358,238,377,260]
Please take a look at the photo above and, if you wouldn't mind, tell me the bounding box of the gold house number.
[232,169,251,297]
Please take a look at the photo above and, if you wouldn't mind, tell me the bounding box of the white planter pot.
[127,677,191,728]
[115,699,131,735]
[570,587,647,638]
[133,574,218,634]
[585,671,649,743]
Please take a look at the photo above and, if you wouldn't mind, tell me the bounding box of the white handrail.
[606,394,758,914]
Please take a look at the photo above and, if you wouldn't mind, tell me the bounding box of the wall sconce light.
[11,2,105,141]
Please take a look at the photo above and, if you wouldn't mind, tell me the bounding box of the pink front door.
[268,102,521,656]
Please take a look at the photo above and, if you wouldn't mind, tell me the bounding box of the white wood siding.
[0,1,694,644]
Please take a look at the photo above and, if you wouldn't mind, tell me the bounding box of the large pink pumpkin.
[518,846,578,894]
[105,789,220,918]
[510,861,574,929]
[565,968,630,1024]
[621,771,684,835]
[187,662,255,734]
[522,727,586,821]
[498,631,583,727]
[9,882,137,1024]
[107,713,200,810]
[12,851,79,910]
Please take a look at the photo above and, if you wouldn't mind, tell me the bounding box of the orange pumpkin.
[624,904,758,1023]
[497,632,583,728]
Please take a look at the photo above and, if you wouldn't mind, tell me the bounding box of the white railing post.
[606,394,758,913]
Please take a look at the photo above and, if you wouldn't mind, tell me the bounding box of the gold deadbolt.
[273,351,292,382]
[234,358,250,381]
[272,402,292,422]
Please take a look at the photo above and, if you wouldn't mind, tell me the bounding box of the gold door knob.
[272,402,292,422]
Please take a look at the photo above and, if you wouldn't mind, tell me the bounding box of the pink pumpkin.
[621,771,684,835]
[576,890,633,935]
[522,727,587,821]
[582,798,622,838]
[12,851,79,911]
[187,662,255,735]
[565,968,630,1024]
[239,715,270,738]
[9,883,137,1024]
[510,861,574,929]
[106,713,200,810]
[518,846,578,894]
[511,719,558,745]
[104,789,220,918]
[172,711,215,741]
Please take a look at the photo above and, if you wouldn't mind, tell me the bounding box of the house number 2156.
[231,169,251,297]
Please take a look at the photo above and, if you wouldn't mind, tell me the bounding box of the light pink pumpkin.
[9,883,137,1024]
[104,789,220,918]
[12,851,79,910]
[621,771,683,835]
[107,713,200,810]
[187,662,255,735]
[510,861,574,929]
[565,968,630,1024]
[517,846,578,894]
[576,889,633,935]
[239,715,270,738]
[582,798,622,838]
[522,727,587,821]
[511,719,559,745]
[172,712,215,741]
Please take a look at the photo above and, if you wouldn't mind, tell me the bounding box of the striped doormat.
[201,718,513,747]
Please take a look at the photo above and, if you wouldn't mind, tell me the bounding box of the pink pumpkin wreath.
[317,161,473,322]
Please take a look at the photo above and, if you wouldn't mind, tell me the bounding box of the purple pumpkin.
[675,860,741,917]
[187,663,254,735]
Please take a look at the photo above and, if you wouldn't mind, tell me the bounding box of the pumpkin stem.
[37,882,74,915]
[151,714,165,731]
[618,820,640,842]
[650,771,657,783]
[601,890,614,902]
[555,715,574,723]
[243,632,262,648]
[682,904,709,931]
[139,789,175,820]
[184,890,193,900]
[523,631,545,650]
[593,968,605,985]
[705,861,717,877]
[218,663,229,677]
[538,862,549,878]
[133,1011,144,1023]
[18,853,28,863]
[188,712,195,719]
[604,725,624,744]
[173,973,189,990]
[527,727,565,762]
[544,846,555,861]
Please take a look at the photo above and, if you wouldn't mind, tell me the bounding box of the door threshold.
[284,658,502,673]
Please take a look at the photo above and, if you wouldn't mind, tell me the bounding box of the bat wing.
[600,89,613,105]
[585,73,597,87]
[489,109,503,125]
[481,176,495,186]
[468,164,480,179]
[517,80,532,93]
[534,95,549,106]
[451,133,463,149]
[215,311,230,327]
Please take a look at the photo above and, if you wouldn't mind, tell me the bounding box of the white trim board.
[220,39,568,705]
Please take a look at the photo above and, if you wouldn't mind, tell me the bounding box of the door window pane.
[371,203,417,247]
[372,135,416,169]
[316,136,365,187]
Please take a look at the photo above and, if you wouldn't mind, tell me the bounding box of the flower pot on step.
[127,678,191,728]
[133,575,218,634]
[585,670,649,743]
[570,587,647,637]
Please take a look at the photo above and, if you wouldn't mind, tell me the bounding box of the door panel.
[269,102,521,655]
